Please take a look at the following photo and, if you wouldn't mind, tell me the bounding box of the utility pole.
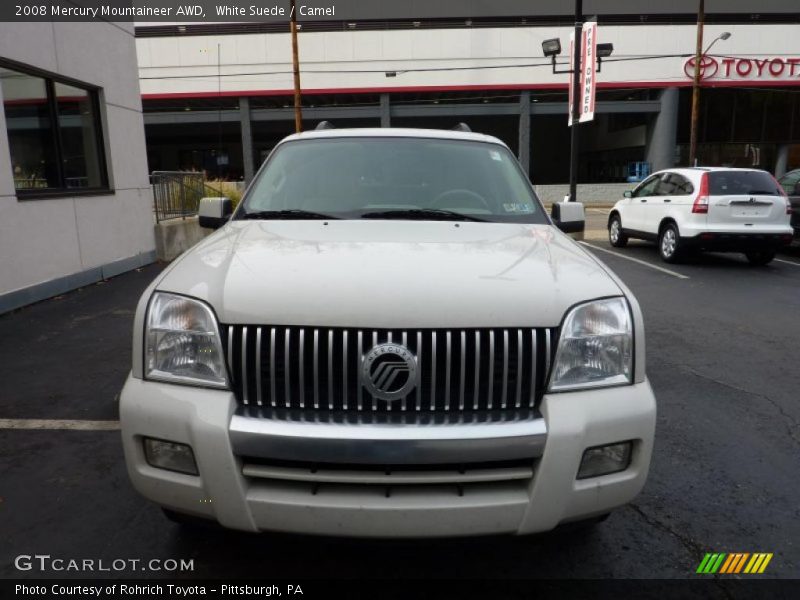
[290,0,303,132]
[568,0,583,202]
[688,0,705,166]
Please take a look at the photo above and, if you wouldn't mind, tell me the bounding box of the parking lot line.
[774,258,800,267]
[0,419,120,430]
[579,242,690,280]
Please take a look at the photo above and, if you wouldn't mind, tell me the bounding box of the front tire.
[556,512,612,534]
[658,223,684,263]
[162,508,214,529]
[745,250,776,266]
[608,215,628,247]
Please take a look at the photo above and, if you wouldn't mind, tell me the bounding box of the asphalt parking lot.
[1,218,799,583]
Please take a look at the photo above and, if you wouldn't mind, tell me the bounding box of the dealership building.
[136,2,800,196]
[1,3,799,311]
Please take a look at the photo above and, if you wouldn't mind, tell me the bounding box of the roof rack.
[315,121,335,130]
[451,122,472,132]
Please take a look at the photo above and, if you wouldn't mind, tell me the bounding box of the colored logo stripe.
[719,553,749,574]
[697,553,726,574]
[697,552,772,574]
[719,554,736,574]
[745,553,773,574]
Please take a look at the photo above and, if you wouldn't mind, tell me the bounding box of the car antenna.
[316,121,335,130]
[452,122,471,132]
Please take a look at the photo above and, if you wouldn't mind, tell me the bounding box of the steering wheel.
[432,189,490,211]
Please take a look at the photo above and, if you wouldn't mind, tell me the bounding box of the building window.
[1,63,108,196]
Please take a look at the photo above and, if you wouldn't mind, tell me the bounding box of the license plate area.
[731,207,767,217]
[730,201,771,218]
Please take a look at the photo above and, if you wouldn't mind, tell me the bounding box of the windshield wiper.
[744,190,778,195]
[239,209,340,220]
[360,208,486,222]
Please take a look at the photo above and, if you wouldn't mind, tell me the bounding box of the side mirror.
[198,197,233,230]
[623,190,633,198]
[551,201,585,237]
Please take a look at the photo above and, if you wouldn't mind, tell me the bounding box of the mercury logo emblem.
[361,343,417,401]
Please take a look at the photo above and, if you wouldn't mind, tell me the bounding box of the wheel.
[556,512,611,534]
[608,215,628,247]
[658,223,684,263]
[745,250,776,266]
[162,508,213,529]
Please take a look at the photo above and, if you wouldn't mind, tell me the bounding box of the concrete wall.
[0,22,155,313]
[535,183,633,206]
[154,217,211,262]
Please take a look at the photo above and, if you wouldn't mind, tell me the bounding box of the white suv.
[120,127,656,537]
[608,167,793,264]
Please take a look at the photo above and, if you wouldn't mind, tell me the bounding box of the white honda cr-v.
[608,167,793,264]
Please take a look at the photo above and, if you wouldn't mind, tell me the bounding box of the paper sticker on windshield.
[504,203,533,213]
[489,150,503,162]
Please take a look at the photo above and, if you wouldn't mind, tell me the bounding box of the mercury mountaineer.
[120,126,656,536]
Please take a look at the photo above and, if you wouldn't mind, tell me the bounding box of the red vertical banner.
[579,22,597,123]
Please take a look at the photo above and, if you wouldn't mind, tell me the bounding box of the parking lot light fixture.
[543,37,573,75]
[704,31,732,54]
[596,43,614,72]
[542,38,562,58]
[597,43,614,58]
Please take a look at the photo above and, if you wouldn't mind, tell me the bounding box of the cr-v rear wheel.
[745,250,776,266]
[658,223,684,263]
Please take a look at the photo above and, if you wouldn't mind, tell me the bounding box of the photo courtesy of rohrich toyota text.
[0,1,798,598]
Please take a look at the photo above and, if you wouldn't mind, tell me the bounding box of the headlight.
[145,292,228,388]
[549,297,633,392]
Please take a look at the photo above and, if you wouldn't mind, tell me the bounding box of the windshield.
[708,170,783,196]
[237,137,547,223]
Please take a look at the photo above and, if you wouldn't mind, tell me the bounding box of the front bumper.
[120,375,656,537]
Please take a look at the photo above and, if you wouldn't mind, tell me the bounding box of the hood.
[157,220,621,328]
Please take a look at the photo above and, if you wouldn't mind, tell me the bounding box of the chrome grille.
[222,326,557,413]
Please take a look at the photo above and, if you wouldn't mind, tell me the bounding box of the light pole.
[542,6,613,202]
[688,30,731,166]
[688,0,732,166]
[568,1,583,203]
[688,0,705,167]
[290,0,303,133]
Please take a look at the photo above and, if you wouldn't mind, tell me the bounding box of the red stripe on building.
[140,78,800,101]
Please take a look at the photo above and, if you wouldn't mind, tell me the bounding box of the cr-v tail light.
[692,172,709,214]
[770,174,792,214]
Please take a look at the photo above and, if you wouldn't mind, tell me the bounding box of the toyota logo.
[361,343,417,401]
[684,55,719,80]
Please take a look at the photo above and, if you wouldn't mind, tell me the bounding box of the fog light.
[577,441,632,479]
[143,438,198,475]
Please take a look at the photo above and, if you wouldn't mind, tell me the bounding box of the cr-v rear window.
[708,171,782,196]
